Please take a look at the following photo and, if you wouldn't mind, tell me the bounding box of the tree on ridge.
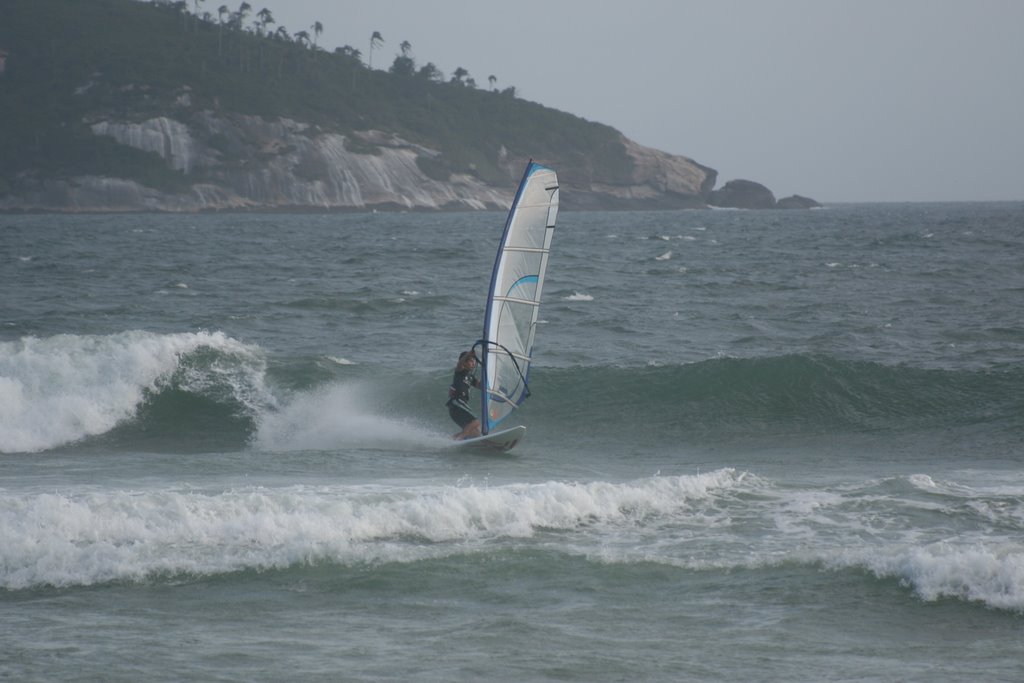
[368,30,383,69]
[312,21,323,50]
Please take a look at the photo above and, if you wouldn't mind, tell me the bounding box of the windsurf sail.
[476,161,559,435]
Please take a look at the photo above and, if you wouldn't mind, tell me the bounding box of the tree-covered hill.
[0,0,641,200]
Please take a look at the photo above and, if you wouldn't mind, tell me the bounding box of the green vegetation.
[0,0,633,196]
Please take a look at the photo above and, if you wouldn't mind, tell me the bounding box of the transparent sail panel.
[480,163,559,433]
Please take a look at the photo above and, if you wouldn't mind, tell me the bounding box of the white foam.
[770,489,846,536]
[831,542,1024,611]
[563,292,594,302]
[655,251,672,261]
[0,331,265,453]
[6,463,1020,612]
[0,469,751,589]
[909,473,1024,499]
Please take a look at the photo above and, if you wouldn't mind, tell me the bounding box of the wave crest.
[0,331,269,453]
[534,354,1023,436]
[0,469,751,589]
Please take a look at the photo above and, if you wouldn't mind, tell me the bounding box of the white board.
[453,425,526,452]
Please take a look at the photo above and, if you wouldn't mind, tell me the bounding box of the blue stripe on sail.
[507,274,539,296]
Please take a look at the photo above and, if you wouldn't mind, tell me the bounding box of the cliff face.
[572,137,717,210]
[0,112,718,213]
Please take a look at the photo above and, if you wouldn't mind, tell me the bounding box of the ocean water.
[2,203,1023,681]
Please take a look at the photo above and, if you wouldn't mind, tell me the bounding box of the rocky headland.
[0,112,816,213]
[1,112,728,213]
[0,0,820,214]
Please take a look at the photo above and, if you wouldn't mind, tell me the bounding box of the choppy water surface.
[2,203,1023,681]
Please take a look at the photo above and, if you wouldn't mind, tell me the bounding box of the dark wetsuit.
[447,367,480,428]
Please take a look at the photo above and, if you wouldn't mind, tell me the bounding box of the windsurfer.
[447,349,482,439]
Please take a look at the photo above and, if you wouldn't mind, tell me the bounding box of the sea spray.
[253,381,446,452]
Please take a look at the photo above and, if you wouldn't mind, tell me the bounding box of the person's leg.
[455,419,481,440]
[450,403,479,439]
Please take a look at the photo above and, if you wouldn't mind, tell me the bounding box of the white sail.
[479,162,559,434]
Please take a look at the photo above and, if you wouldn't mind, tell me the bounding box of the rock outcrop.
[708,180,820,210]
[776,194,822,209]
[708,179,776,209]
[570,137,717,210]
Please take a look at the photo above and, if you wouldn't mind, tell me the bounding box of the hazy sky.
[251,0,1022,202]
